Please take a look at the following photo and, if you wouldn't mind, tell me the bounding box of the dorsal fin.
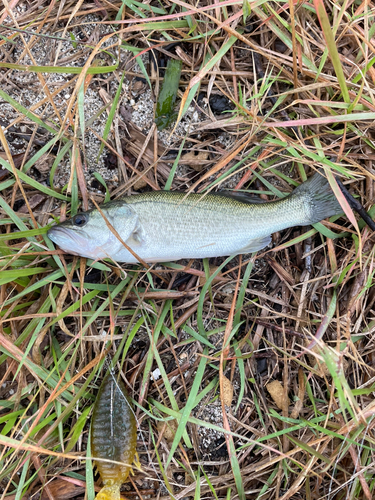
[216,190,268,204]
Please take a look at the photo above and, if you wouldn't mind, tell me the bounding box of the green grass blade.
[313,0,350,102]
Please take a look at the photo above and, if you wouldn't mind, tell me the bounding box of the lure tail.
[95,483,121,500]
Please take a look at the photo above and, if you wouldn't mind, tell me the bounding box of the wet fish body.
[47,172,342,263]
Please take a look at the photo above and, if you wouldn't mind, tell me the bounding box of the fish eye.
[73,214,88,227]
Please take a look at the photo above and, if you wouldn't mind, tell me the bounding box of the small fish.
[47,172,342,263]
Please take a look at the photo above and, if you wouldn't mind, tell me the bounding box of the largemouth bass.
[47,172,342,263]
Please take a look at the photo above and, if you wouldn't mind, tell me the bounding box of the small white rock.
[151,368,161,380]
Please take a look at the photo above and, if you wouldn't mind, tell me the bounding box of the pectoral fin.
[237,235,271,254]
[125,221,146,248]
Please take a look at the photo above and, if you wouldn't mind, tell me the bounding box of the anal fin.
[236,235,271,254]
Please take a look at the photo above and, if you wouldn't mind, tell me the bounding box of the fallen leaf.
[266,380,290,410]
[181,150,210,171]
[34,153,54,175]
[18,194,46,213]
[157,419,178,443]
[32,478,85,500]
[221,374,234,406]
[199,266,222,286]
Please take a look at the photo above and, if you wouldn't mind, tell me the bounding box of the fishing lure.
[91,373,137,500]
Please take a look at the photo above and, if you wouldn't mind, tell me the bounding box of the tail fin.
[292,171,342,224]
[96,485,121,500]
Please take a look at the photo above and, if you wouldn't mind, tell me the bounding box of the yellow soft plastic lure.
[91,373,137,500]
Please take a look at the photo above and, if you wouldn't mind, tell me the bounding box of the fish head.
[47,203,138,260]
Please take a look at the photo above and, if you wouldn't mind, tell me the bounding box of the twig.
[335,177,375,231]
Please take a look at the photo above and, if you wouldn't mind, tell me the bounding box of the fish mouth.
[47,225,87,255]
